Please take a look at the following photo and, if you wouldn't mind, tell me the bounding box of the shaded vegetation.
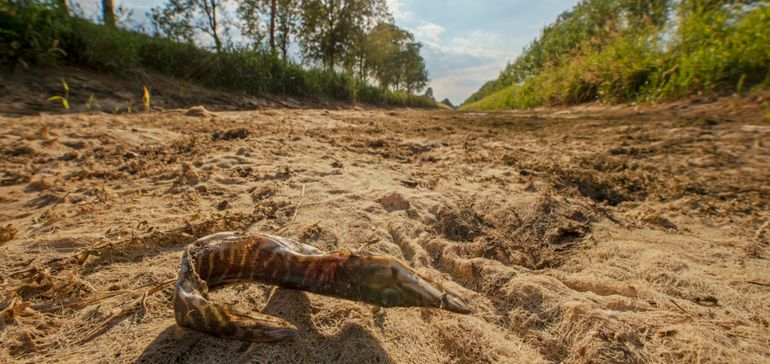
[0,0,435,107]
[463,0,770,110]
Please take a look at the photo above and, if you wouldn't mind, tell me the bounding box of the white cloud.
[386,0,412,21]
[427,59,508,103]
[412,22,445,44]
[440,31,508,61]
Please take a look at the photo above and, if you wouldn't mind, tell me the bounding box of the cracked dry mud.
[1,99,769,363]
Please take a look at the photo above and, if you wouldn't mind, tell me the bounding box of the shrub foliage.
[462,0,769,110]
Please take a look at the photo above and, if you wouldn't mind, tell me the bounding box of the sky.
[73,0,580,104]
[385,0,579,104]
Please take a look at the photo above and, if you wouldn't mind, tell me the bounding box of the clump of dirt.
[0,224,17,244]
[3,141,42,157]
[211,128,249,141]
[377,192,411,212]
[250,183,279,202]
[24,176,56,192]
[437,192,596,270]
[298,223,340,251]
[514,154,638,205]
[434,202,484,241]
[186,105,213,117]
[511,193,593,247]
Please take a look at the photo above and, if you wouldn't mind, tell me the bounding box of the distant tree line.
[145,0,429,93]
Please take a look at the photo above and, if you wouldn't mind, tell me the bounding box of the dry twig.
[755,219,770,241]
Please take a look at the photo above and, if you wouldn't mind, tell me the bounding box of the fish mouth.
[405,279,472,314]
[440,292,472,314]
[261,327,298,341]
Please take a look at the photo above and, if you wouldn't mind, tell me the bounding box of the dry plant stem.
[17,212,256,273]
[73,279,175,345]
[756,218,770,240]
[669,299,694,320]
[275,184,306,233]
[32,279,176,313]
[746,280,770,287]
[290,184,307,223]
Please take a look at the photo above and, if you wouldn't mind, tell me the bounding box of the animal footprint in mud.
[377,192,410,212]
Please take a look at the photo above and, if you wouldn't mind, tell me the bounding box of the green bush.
[462,1,770,111]
[0,0,71,66]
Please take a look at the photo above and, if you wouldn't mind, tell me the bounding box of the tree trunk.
[326,0,336,69]
[269,0,277,56]
[59,0,69,15]
[206,0,222,52]
[102,0,116,27]
[358,55,365,80]
[280,34,289,60]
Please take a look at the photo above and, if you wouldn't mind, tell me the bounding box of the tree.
[364,22,406,89]
[364,23,427,92]
[102,0,115,27]
[400,41,428,92]
[58,0,69,15]
[269,0,277,54]
[275,0,300,59]
[150,0,230,52]
[150,0,195,43]
[298,0,391,69]
[237,0,299,56]
[236,0,265,49]
[199,0,227,51]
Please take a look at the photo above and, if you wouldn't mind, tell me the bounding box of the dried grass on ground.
[1,94,769,363]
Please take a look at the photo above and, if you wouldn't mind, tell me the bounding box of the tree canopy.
[364,23,428,92]
[148,0,428,94]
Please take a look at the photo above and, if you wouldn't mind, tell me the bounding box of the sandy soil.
[1,95,769,363]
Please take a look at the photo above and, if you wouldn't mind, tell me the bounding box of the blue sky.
[74,0,580,104]
[387,0,579,103]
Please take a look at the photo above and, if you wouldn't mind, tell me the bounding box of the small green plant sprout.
[142,86,151,111]
[85,93,101,111]
[47,79,70,111]
[736,74,746,94]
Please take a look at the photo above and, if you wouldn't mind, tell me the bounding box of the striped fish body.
[174,232,471,342]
